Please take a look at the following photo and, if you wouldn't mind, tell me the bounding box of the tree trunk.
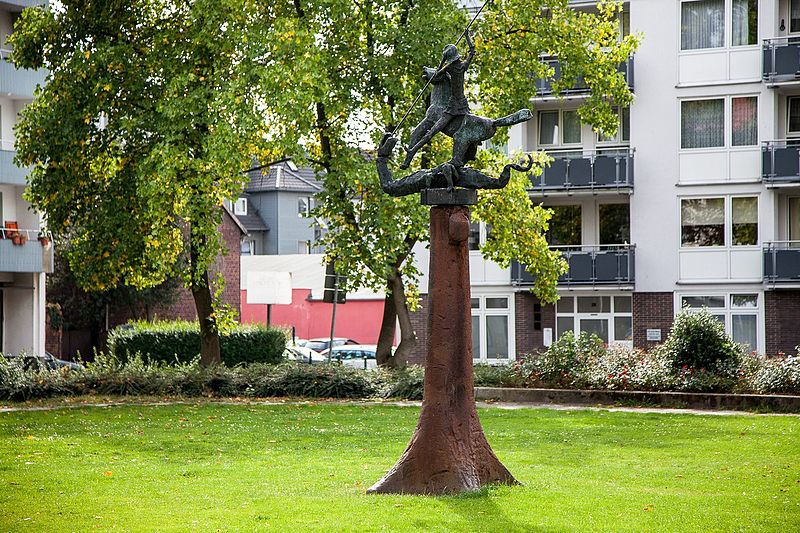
[191,268,221,366]
[389,271,416,365]
[189,227,221,366]
[367,205,516,495]
[375,290,398,368]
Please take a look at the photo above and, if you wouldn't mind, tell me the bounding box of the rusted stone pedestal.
[367,197,516,495]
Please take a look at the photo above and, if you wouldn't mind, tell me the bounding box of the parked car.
[2,352,82,371]
[306,337,360,354]
[283,344,326,365]
[328,345,377,370]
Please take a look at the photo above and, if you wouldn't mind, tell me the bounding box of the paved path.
[1,397,797,416]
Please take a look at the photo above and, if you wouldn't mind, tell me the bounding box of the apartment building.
[407,0,800,364]
[0,1,49,356]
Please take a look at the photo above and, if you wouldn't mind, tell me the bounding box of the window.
[790,198,800,241]
[234,197,247,216]
[472,296,513,362]
[681,293,760,351]
[556,295,633,345]
[599,204,630,245]
[792,0,800,34]
[681,196,758,247]
[731,97,757,146]
[598,107,630,144]
[682,198,725,246]
[298,196,313,217]
[240,238,254,255]
[681,0,725,50]
[681,99,724,149]
[732,197,758,245]
[538,110,581,146]
[731,0,757,46]
[468,222,480,251]
[298,240,311,254]
[681,0,756,49]
[788,97,800,137]
[681,97,757,149]
[546,205,582,246]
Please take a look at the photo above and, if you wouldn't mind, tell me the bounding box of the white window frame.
[234,197,247,216]
[679,194,760,249]
[555,294,633,348]
[790,0,800,35]
[537,109,583,148]
[676,292,763,353]
[298,196,314,217]
[471,293,515,364]
[679,0,759,53]
[790,196,800,241]
[679,95,759,152]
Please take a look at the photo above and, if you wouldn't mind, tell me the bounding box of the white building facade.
[408,0,800,363]
[0,1,50,356]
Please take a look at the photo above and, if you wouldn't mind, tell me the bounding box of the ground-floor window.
[678,292,761,352]
[555,294,633,346]
[471,295,514,362]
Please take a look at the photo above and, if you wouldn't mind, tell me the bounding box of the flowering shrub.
[661,307,743,372]
[744,354,800,394]
[581,346,673,391]
[517,331,604,387]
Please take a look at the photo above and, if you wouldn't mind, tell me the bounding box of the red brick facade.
[765,290,800,355]
[406,294,429,366]
[632,292,674,349]
[515,292,555,355]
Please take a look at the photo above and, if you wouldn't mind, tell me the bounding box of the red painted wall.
[241,288,389,345]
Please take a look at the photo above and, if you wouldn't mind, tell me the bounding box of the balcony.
[761,140,800,186]
[533,56,634,98]
[528,149,634,194]
[0,229,53,273]
[763,242,800,284]
[762,38,800,86]
[0,149,29,185]
[0,52,46,98]
[512,244,635,288]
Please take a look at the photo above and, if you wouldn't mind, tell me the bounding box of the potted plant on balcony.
[37,231,50,247]
[11,232,27,245]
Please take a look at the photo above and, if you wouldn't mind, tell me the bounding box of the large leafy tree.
[11,0,271,364]
[266,0,637,366]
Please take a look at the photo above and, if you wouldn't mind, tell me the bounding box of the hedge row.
[107,320,286,365]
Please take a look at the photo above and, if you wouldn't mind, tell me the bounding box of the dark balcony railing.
[534,56,634,97]
[764,241,800,283]
[528,149,634,193]
[763,38,800,84]
[512,244,635,287]
[761,140,800,185]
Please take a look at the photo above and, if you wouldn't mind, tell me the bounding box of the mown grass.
[1,402,798,532]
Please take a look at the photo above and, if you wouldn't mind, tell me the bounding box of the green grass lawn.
[1,401,798,532]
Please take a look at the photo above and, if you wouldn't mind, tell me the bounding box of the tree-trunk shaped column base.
[367,204,516,495]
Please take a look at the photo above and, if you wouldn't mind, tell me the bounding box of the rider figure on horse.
[399,32,475,170]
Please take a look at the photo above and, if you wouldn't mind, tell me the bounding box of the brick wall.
[515,292,555,355]
[765,290,800,355]
[406,294,429,366]
[107,209,243,325]
[632,292,674,349]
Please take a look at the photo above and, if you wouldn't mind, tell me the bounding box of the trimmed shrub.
[661,307,742,373]
[108,320,287,365]
[242,363,376,399]
[376,366,424,400]
[473,364,522,388]
[746,354,800,394]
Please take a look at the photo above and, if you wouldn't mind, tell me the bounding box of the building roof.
[236,211,269,233]
[246,160,324,193]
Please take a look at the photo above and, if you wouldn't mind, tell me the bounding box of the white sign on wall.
[543,328,553,347]
[646,329,662,342]
[246,271,292,304]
